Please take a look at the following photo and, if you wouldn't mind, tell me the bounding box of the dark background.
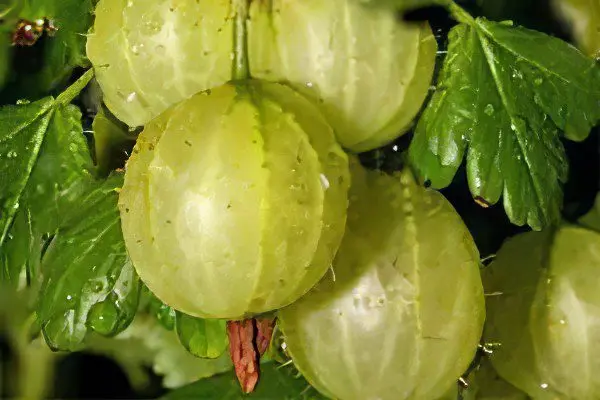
[1,0,599,398]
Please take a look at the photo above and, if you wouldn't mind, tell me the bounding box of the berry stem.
[232,0,250,81]
[443,0,475,25]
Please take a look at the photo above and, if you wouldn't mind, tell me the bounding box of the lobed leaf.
[37,173,141,351]
[0,99,93,288]
[409,18,600,229]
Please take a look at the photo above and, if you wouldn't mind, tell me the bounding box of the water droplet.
[155,44,166,55]
[131,44,143,55]
[484,104,494,116]
[93,280,105,293]
[510,123,517,132]
[141,14,163,34]
[319,174,330,190]
[540,383,549,389]
[66,295,73,301]
[127,0,133,6]
[16,99,30,105]
[534,77,543,86]
[126,92,137,103]
[558,106,568,120]
[7,151,17,158]
[305,82,314,88]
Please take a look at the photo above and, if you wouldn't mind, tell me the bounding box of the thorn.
[480,254,497,264]
[474,196,491,208]
[276,359,294,369]
[484,291,503,297]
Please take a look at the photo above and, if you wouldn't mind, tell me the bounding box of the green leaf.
[0,99,93,288]
[92,106,136,177]
[553,0,600,59]
[37,173,141,351]
[175,311,228,359]
[162,363,326,399]
[409,18,600,230]
[15,0,94,93]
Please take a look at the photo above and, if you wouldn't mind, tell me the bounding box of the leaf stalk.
[55,68,95,106]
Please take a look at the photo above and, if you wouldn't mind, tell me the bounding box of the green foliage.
[162,363,326,400]
[16,0,94,94]
[175,311,228,359]
[409,17,600,230]
[37,173,140,351]
[0,98,93,288]
[0,72,139,352]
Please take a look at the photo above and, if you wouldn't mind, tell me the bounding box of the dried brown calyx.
[226,317,276,393]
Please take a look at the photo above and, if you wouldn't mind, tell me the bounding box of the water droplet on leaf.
[484,104,494,116]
